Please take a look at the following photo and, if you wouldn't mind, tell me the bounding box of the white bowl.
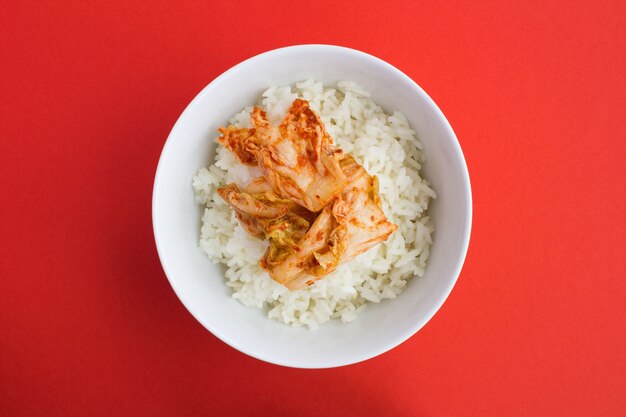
[153,45,471,368]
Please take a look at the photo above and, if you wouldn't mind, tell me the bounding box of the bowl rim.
[152,44,473,368]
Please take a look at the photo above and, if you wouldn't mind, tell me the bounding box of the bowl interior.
[153,45,471,368]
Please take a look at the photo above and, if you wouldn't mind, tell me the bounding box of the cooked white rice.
[192,80,436,329]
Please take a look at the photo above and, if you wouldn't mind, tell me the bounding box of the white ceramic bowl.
[153,45,471,368]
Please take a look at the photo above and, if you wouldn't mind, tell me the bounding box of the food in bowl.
[193,80,436,329]
[215,97,398,290]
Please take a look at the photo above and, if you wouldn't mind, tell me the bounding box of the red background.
[1,1,624,416]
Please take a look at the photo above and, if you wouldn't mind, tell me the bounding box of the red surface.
[1,1,624,416]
